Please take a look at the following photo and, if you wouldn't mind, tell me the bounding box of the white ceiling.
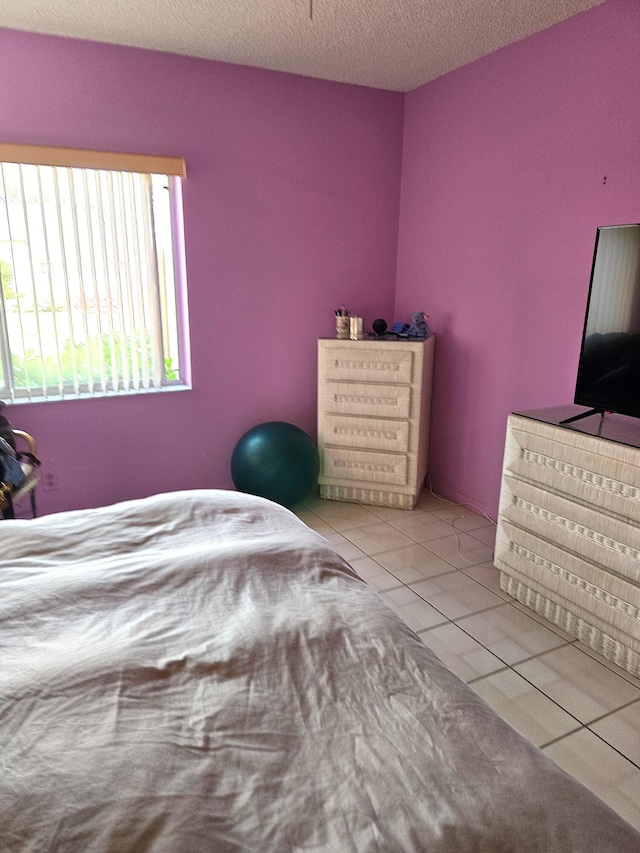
[1,0,603,92]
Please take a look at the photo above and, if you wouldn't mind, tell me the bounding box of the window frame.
[0,143,189,403]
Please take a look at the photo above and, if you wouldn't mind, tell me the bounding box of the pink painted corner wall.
[2,0,637,520]
[396,0,640,518]
[0,30,402,514]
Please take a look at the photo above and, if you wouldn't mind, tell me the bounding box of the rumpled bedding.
[1,489,639,852]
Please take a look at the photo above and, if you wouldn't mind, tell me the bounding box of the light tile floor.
[294,488,640,832]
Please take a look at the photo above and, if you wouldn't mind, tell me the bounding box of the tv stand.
[559,407,605,425]
[495,405,640,676]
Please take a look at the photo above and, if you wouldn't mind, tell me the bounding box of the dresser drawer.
[322,381,411,419]
[504,417,640,525]
[321,346,415,384]
[495,519,640,654]
[321,414,410,453]
[322,447,408,486]
[496,519,640,615]
[499,475,640,584]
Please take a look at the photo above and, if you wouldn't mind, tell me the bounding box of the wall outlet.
[42,470,58,491]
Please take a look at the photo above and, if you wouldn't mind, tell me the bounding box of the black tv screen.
[574,224,640,419]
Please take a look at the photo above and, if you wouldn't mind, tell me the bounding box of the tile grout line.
[541,724,640,773]
[538,725,588,752]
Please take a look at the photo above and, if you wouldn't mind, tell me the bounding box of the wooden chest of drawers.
[317,337,435,509]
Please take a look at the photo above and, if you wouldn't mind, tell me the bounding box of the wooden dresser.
[317,336,435,509]
[495,406,640,676]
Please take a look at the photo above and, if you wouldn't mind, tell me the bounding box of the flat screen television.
[569,224,640,422]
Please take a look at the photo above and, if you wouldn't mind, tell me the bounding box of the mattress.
[1,489,639,852]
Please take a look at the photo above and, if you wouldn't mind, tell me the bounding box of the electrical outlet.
[42,470,58,491]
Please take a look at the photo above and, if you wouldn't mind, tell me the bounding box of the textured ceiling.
[0,0,603,92]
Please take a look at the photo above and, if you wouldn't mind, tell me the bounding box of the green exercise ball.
[231,421,320,507]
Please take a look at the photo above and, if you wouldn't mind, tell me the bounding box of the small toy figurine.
[407,311,430,338]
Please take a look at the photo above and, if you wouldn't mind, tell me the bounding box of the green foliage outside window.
[1,259,16,301]
[10,332,160,391]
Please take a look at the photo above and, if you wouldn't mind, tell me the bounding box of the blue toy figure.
[407,311,430,338]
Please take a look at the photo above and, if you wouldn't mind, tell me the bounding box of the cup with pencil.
[335,306,349,339]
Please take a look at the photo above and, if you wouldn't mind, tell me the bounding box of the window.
[0,144,188,401]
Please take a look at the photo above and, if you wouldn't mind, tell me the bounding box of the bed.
[1,489,639,852]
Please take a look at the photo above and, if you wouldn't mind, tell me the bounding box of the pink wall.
[0,30,402,513]
[396,0,640,518]
[3,0,638,520]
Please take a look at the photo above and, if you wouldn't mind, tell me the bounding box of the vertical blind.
[0,144,186,400]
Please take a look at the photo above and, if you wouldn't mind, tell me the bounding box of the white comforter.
[1,489,639,852]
